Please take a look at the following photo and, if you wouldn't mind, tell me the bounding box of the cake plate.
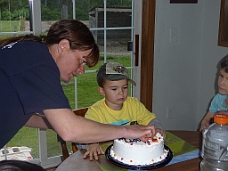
[105,145,173,170]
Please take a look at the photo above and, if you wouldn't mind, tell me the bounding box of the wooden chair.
[57,108,88,160]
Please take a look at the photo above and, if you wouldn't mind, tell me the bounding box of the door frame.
[140,0,155,112]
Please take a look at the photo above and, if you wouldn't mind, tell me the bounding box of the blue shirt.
[209,93,228,113]
[0,41,70,148]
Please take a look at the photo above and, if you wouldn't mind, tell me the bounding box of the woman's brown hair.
[45,19,99,67]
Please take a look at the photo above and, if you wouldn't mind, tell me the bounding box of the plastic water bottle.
[200,114,228,171]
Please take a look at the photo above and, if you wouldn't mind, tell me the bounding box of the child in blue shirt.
[200,54,228,131]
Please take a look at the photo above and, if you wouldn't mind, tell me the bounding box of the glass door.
[0,0,136,168]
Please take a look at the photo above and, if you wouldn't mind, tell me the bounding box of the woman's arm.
[43,108,156,144]
[25,114,52,129]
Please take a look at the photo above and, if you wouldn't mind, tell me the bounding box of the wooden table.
[56,130,202,171]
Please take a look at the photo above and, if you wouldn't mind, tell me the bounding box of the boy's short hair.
[96,62,136,87]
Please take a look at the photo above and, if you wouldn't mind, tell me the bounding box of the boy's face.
[98,79,129,110]
[218,68,228,95]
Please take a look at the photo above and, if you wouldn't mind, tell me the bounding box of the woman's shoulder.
[19,40,47,50]
[1,40,46,51]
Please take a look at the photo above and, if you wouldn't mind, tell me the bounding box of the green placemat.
[165,131,198,156]
[95,131,199,171]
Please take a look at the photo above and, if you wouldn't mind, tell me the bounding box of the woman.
[0,19,155,148]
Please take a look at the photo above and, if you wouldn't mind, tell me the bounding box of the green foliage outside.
[0,0,132,21]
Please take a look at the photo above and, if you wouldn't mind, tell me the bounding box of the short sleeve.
[209,94,226,113]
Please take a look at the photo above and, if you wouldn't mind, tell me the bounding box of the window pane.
[0,0,38,161]
[77,72,103,108]
[47,129,61,157]
[0,0,29,39]
[106,0,132,8]
[1,0,135,164]
[5,127,39,159]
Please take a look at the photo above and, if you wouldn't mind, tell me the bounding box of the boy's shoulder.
[126,96,138,101]
[90,98,105,108]
[125,97,141,105]
[213,93,227,99]
[211,93,227,104]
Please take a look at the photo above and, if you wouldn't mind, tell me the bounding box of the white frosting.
[110,133,168,165]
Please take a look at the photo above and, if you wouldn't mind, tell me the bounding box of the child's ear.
[98,87,105,97]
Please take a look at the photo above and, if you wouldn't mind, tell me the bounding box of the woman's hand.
[134,125,156,142]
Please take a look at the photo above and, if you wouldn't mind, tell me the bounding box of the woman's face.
[218,68,228,95]
[54,40,92,82]
[59,49,91,82]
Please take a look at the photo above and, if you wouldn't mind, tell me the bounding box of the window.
[0,0,31,39]
[0,0,136,168]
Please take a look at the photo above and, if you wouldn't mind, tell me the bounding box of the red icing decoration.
[152,138,158,142]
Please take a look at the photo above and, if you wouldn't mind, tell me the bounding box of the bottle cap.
[214,114,228,124]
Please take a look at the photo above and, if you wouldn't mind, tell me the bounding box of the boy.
[84,62,165,160]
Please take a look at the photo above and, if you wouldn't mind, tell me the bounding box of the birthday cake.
[109,133,168,166]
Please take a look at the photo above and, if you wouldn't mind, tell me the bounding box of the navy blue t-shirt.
[0,41,70,148]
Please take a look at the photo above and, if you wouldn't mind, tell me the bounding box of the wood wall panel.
[140,0,156,112]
